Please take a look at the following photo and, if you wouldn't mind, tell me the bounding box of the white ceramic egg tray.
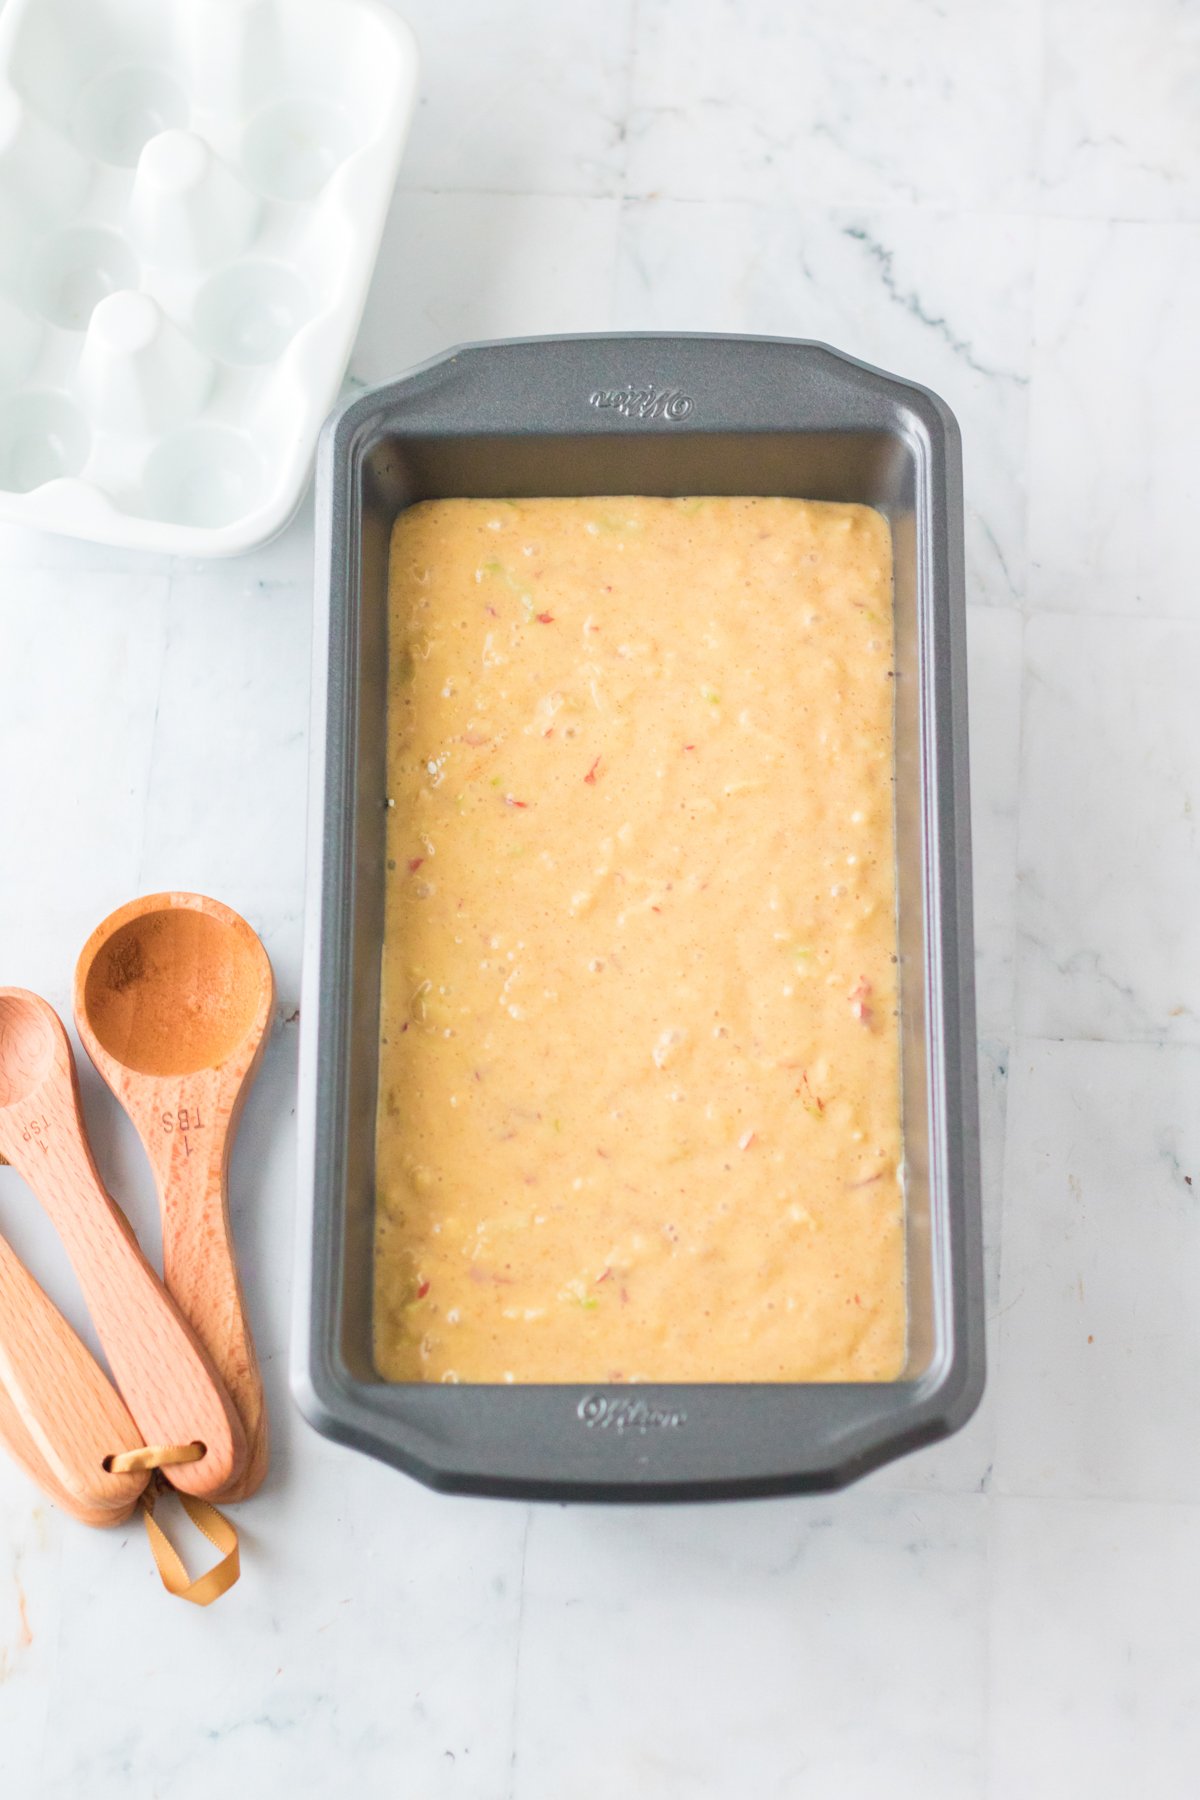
[0,0,416,555]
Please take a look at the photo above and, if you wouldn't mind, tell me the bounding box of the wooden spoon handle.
[0,1380,109,1525]
[0,1232,146,1525]
[0,1045,247,1498]
[136,1069,268,1501]
[72,895,274,1502]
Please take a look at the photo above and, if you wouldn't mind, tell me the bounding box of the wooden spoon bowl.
[0,990,57,1106]
[75,894,274,1502]
[80,906,265,1079]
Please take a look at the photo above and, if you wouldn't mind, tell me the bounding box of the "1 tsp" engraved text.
[21,1114,49,1154]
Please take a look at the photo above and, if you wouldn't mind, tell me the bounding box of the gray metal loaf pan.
[294,332,983,1500]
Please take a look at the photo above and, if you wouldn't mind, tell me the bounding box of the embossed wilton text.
[577,1395,688,1433]
[588,384,694,421]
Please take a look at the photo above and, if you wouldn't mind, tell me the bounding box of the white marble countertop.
[2,1,1198,1794]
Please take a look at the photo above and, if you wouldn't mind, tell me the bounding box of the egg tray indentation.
[0,0,417,553]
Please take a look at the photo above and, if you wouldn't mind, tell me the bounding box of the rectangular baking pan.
[295,332,984,1500]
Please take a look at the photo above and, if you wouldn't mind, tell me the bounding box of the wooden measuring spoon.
[0,1212,147,1525]
[0,990,246,1498]
[75,894,273,1503]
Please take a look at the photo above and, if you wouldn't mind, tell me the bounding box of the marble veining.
[611,198,1035,610]
[2,0,1199,1792]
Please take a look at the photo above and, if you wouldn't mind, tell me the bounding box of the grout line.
[1028,0,1052,214]
[31,1507,68,1800]
[985,1487,1200,1514]
[605,0,643,325]
[868,1477,1200,1514]
[131,577,174,892]
[1003,1028,1200,1050]
[391,179,1200,229]
[983,590,1026,1366]
[617,0,642,204]
[505,1507,534,1800]
[980,1452,998,1800]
